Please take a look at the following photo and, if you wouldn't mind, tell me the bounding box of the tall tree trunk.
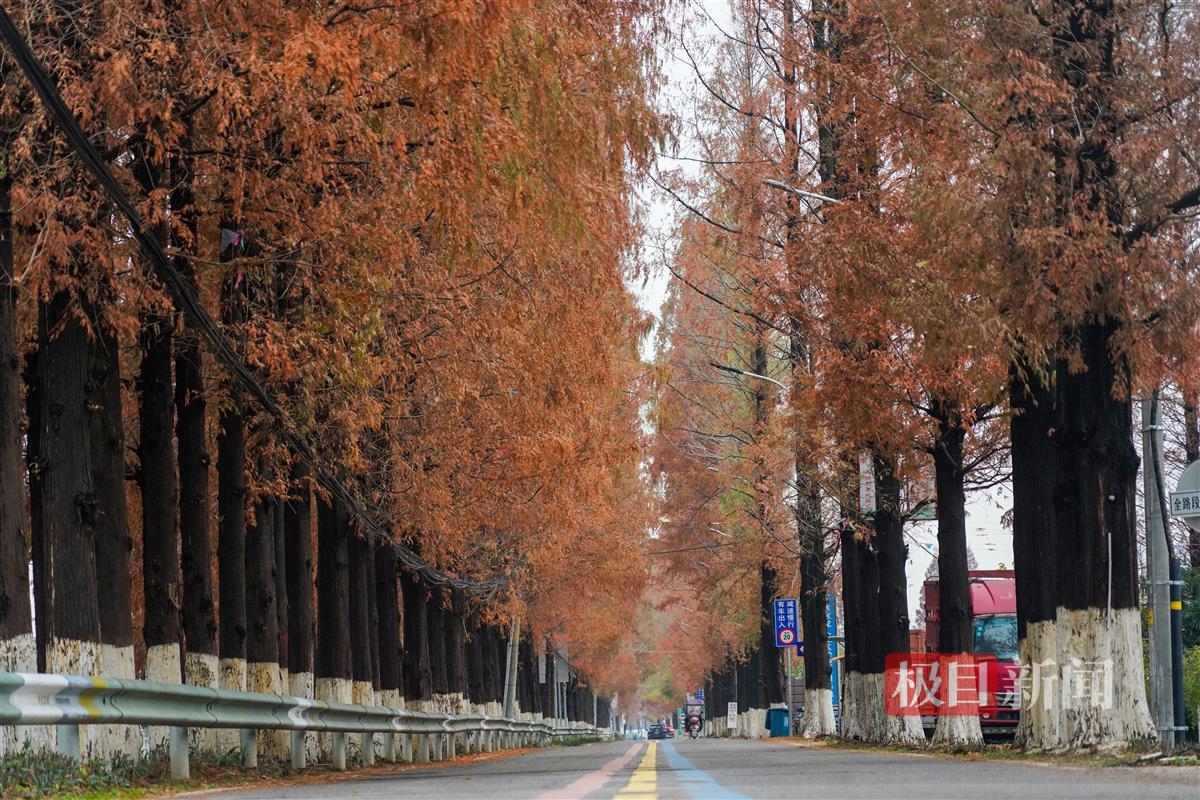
[284,463,314,694]
[366,537,380,707]
[1009,358,1060,749]
[316,495,352,699]
[517,638,532,716]
[782,0,834,738]
[174,143,216,696]
[216,233,248,709]
[0,153,36,754]
[759,563,784,708]
[482,625,502,708]
[246,491,282,764]
[33,283,103,752]
[374,546,402,707]
[1052,322,1154,747]
[838,518,864,741]
[274,496,289,684]
[427,589,449,701]
[400,568,432,705]
[797,471,833,736]
[929,400,982,747]
[466,615,485,708]
[139,301,181,691]
[91,322,136,757]
[348,530,374,705]
[446,591,468,707]
[245,495,279,693]
[872,456,923,744]
[130,139,180,711]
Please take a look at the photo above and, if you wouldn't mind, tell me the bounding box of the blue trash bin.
[766,707,790,737]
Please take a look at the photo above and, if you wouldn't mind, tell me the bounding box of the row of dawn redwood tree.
[652,0,1199,751]
[0,0,660,757]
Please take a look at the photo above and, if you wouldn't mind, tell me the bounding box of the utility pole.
[502,618,520,719]
[1142,396,1175,748]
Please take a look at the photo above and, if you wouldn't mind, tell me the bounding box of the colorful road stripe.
[660,740,749,800]
[613,741,658,799]
[534,740,643,799]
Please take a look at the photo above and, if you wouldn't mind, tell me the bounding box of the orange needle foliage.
[2,0,665,698]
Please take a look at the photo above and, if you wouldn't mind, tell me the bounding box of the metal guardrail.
[0,672,611,779]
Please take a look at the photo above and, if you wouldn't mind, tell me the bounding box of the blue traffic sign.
[773,598,799,648]
[828,594,839,707]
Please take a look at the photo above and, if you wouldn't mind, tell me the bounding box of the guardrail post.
[361,731,375,766]
[240,729,258,769]
[331,732,347,771]
[290,730,306,770]
[446,732,457,760]
[415,733,431,763]
[56,724,80,762]
[383,732,397,762]
[401,732,414,762]
[169,726,190,780]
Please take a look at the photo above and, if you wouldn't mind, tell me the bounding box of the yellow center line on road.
[612,741,657,799]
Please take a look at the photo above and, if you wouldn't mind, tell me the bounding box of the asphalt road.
[211,738,1200,799]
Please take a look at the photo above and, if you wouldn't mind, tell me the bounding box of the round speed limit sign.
[779,629,795,645]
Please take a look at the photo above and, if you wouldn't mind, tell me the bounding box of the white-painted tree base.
[931,712,983,750]
[798,688,836,738]
[217,657,246,755]
[857,672,925,746]
[145,643,182,753]
[184,652,219,754]
[45,637,101,756]
[352,680,374,707]
[290,671,319,762]
[1015,621,1060,751]
[96,644,139,758]
[1055,607,1156,750]
[0,632,50,754]
[316,676,352,760]
[248,660,287,759]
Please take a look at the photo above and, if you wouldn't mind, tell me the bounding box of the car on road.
[647,724,666,739]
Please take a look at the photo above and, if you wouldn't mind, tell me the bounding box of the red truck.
[922,570,1020,732]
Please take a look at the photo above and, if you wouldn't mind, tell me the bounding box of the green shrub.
[1185,644,1200,735]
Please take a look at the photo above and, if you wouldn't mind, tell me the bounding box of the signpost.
[1170,460,1200,533]
[726,701,738,730]
[773,598,799,647]
[775,598,799,729]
